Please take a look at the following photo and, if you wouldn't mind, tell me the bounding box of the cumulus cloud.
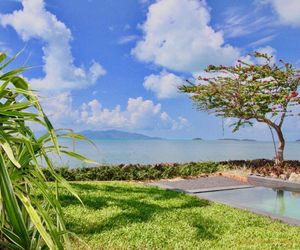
[80,97,188,130]
[143,70,184,98]
[39,94,188,131]
[132,0,240,73]
[40,91,79,127]
[0,0,106,90]
[267,0,300,27]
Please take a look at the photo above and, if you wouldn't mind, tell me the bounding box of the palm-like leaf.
[0,52,93,249]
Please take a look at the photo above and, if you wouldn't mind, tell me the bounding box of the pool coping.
[248,175,300,192]
[148,181,252,194]
[186,185,253,193]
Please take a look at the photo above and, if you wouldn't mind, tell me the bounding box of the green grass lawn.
[59,181,300,249]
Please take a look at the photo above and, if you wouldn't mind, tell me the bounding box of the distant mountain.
[79,130,163,140]
[192,138,203,140]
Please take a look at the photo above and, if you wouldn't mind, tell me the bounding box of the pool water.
[197,187,300,223]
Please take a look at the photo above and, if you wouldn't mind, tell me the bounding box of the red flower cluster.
[285,91,299,99]
[291,91,298,98]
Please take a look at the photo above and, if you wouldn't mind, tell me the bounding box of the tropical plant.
[0,52,94,249]
[179,52,300,167]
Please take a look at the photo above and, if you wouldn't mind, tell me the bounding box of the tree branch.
[278,106,287,128]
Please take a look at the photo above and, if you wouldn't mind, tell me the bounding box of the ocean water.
[54,139,300,167]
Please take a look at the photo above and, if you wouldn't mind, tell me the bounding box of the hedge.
[43,162,222,181]
[43,159,300,181]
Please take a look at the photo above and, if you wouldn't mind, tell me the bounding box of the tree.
[179,52,300,167]
[0,52,94,249]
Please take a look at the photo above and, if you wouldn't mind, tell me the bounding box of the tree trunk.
[260,118,286,167]
[274,126,285,167]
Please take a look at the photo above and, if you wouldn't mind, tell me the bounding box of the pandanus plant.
[0,52,94,249]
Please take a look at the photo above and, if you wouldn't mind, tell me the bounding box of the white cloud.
[118,35,139,44]
[162,114,189,130]
[220,7,276,39]
[132,0,240,73]
[248,35,276,48]
[80,97,188,130]
[39,91,79,128]
[143,70,183,98]
[40,94,188,131]
[267,0,300,27]
[0,0,106,90]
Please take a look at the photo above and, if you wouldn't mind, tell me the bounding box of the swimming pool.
[196,187,300,225]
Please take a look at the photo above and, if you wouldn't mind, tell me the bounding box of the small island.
[192,137,203,140]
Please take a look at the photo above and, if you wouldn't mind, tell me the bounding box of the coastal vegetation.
[180,52,300,167]
[44,162,221,181]
[44,159,300,181]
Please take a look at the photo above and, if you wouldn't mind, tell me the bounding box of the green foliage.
[180,52,300,165]
[43,162,221,181]
[59,182,300,249]
[0,52,91,249]
[180,52,300,130]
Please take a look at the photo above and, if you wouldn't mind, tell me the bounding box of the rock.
[279,174,288,180]
[288,172,300,183]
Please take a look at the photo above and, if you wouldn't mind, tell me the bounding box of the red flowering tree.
[179,52,300,166]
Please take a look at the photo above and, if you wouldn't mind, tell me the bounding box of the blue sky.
[1,0,300,140]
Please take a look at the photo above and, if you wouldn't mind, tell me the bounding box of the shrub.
[44,161,223,181]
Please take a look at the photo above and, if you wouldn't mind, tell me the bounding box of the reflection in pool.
[197,187,300,222]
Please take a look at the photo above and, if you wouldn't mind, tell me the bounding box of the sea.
[53,139,300,167]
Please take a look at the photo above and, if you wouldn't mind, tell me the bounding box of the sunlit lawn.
[59,182,300,249]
